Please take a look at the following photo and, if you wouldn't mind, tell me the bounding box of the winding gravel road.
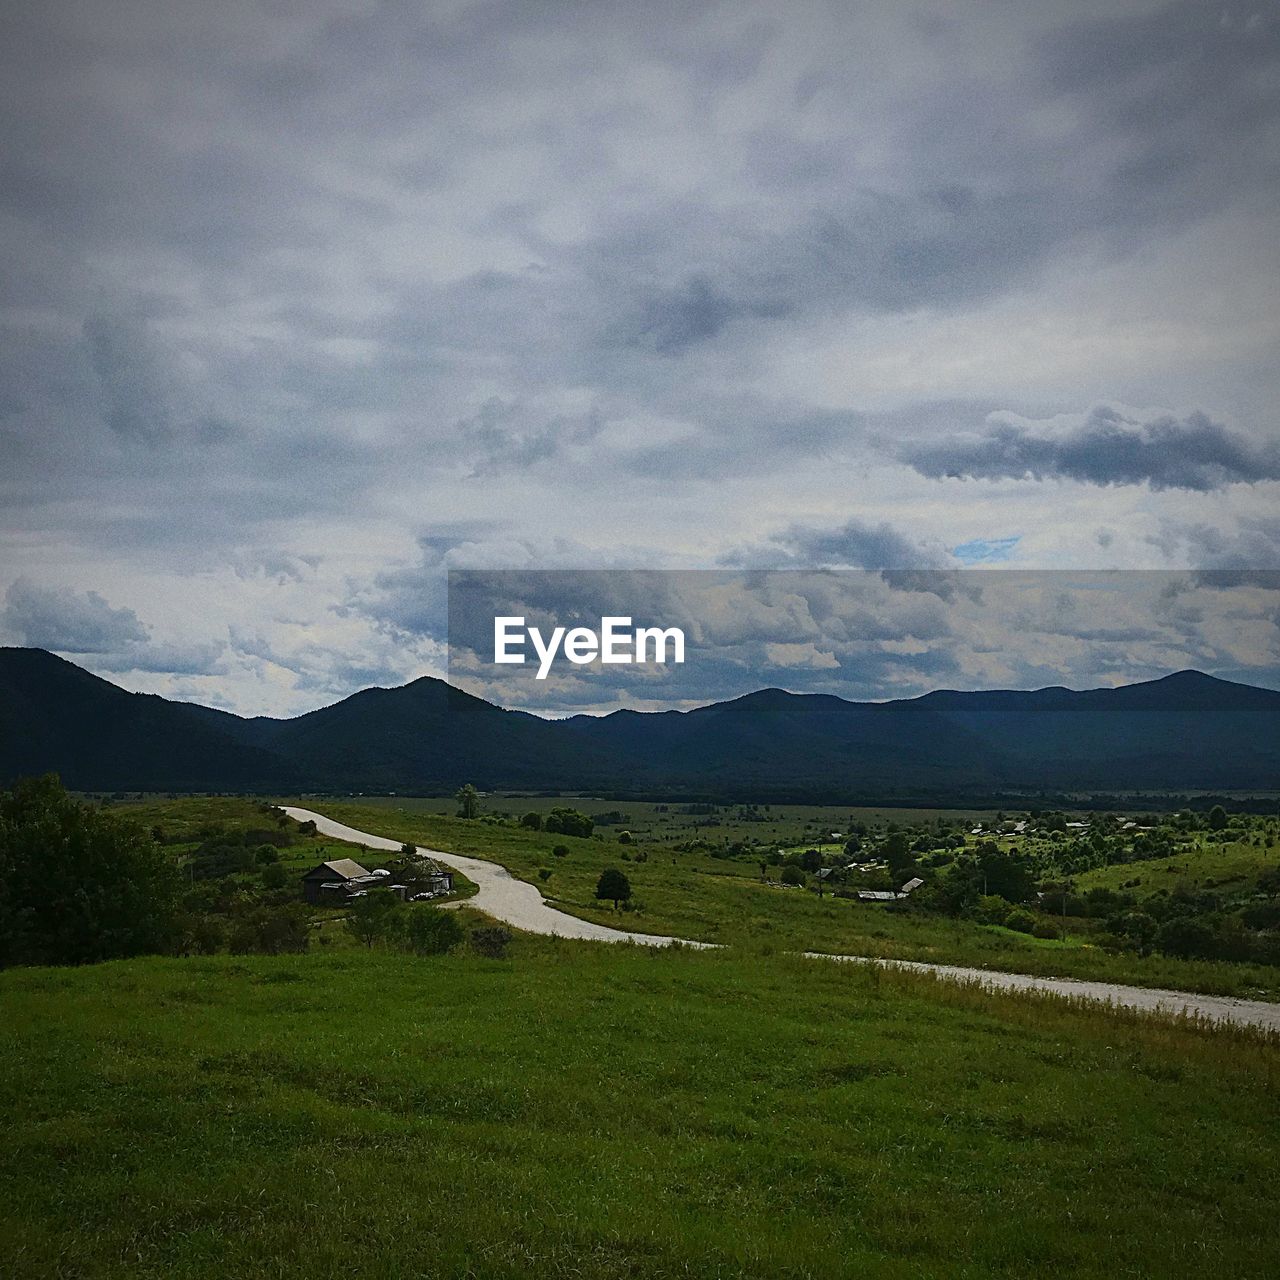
[285,807,713,948]
[286,806,1280,1033]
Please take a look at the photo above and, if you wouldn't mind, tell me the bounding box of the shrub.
[544,807,593,838]
[229,905,310,955]
[261,863,288,890]
[1157,916,1215,960]
[1032,919,1061,940]
[537,868,552,882]
[519,812,542,830]
[405,906,464,956]
[618,830,633,844]
[779,865,805,887]
[974,894,1013,926]
[471,926,513,959]
[1004,908,1036,934]
[345,889,404,948]
[552,844,570,858]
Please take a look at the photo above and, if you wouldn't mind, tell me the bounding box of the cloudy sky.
[1,0,1278,716]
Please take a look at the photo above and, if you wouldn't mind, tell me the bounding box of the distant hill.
[2,648,1278,798]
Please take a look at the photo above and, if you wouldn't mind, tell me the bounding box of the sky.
[0,0,1278,717]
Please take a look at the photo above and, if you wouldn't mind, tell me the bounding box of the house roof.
[303,858,370,881]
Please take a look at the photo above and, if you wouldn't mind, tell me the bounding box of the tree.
[544,807,594,838]
[1111,910,1159,956]
[973,841,1036,903]
[519,811,542,830]
[799,848,822,873]
[345,889,403,948]
[400,842,418,856]
[780,865,806,887]
[0,774,181,967]
[595,867,632,908]
[405,905,464,956]
[261,862,288,890]
[455,784,481,819]
[617,830,633,845]
[1157,915,1215,960]
[1207,804,1229,831]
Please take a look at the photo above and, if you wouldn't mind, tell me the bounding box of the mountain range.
[2,647,1278,800]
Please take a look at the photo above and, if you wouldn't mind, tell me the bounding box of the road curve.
[287,807,1280,1033]
[284,806,713,948]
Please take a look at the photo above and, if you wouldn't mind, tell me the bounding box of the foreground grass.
[2,935,1279,1279]
[311,801,1280,1000]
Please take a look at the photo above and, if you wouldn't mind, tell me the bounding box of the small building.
[900,876,925,895]
[301,856,455,905]
[301,858,372,904]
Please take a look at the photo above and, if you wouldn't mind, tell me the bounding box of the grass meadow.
[300,799,1280,1000]
[3,931,1279,1279]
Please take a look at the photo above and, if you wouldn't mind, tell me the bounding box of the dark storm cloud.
[84,313,234,445]
[902,409,1280,491]
[722,518,949,570]
[0,1,1277,709]
[3,578,149,652]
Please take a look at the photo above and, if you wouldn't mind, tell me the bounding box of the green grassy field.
[338,793,998,846]
[302,800,1280,1000]
[3,933,1279,1279]
[1075,842,1278,898]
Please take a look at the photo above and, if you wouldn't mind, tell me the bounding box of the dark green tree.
[0,775,181,967]
[545,807,594,838]
[519,811,542,830]
[1207,805,1229,831]
[595,867,632,908]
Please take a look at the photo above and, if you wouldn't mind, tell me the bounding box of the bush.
[974,894,1013,926]
[552,844,570,858]
[1157,916,1215,960]
[779,865,805,887]
[1032,919,1061,940]
[405,906,464,956]
[519,812,542,830]
[471,926,513,959]
[261,863,288,890]
[618,830,633,844]
[544,807,593,838]
[228,905,310,955]
[345,890,404,948]
[1004,908,1036,934]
